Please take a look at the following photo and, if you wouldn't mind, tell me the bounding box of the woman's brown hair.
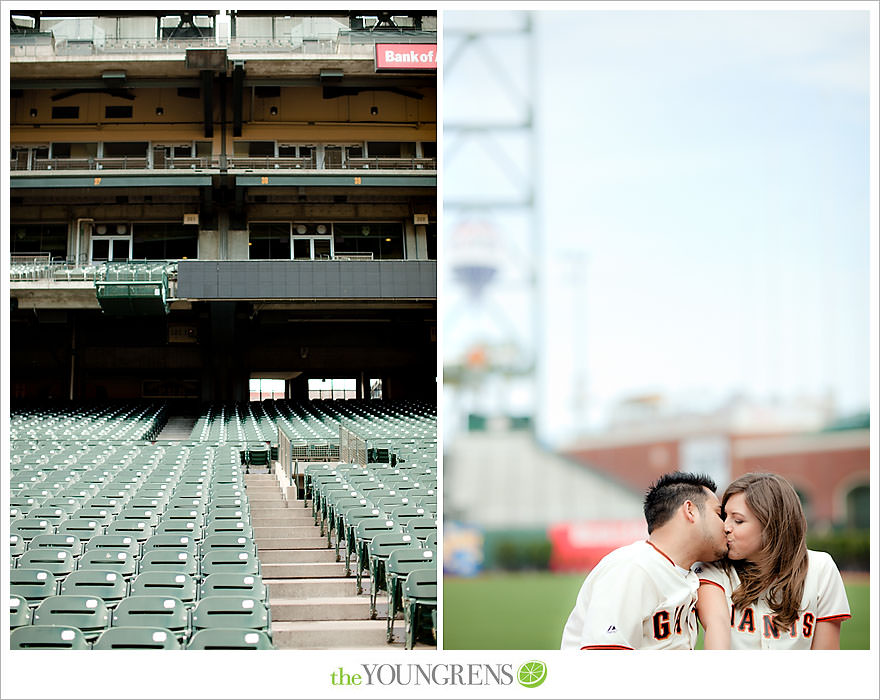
[722,472,809,631]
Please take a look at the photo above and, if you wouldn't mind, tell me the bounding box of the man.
[560,472,728,650]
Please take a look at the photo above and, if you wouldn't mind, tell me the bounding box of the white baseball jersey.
[560,540,700,650]
[695,550,851,649]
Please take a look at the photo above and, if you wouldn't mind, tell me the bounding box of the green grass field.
[443,572,870,650]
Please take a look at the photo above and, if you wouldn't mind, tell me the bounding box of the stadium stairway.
[245,473,405,649]
[156,414,198,441]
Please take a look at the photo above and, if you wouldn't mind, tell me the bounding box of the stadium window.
[249,222,291,260]
[370,379,383,400]
[308,378,357,401]
[11,223,68,259]
[420,141,436,158]
[90,223,131,262]
[105,105,133,119]
[333,222,404,260]
[132,222,198,260]
[103,141,148,157]
[51,106,80,119]
[249,378,285,401]
[366,142,416,158]
[50,142,98,160]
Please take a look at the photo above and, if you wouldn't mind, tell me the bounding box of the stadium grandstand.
[8,9,437,650]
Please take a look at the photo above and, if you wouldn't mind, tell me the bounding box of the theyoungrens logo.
[330,661,547,688]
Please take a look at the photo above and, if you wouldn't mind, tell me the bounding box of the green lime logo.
[517,660,547,688]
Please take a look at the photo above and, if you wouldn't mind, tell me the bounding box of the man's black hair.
[643,472,717,534]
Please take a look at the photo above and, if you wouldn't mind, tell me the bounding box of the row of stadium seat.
[303,461,437,647]
[11,625,273,650]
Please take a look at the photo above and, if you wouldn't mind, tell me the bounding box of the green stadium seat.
[93,626,182,650]
[200,534,257,558]
[105,520,153,543]
[112,595,189,641]
[352,517,397,587]
[57,517,104,542]
[18,548,77,578]
[142,534,199,558]
[385,547,435,643]
[76,548,139,579]
[32,595,111,642]
[367,536,419,619]
[186,628,274,650]
[129,572,197,606]
[10,517,56,541]
[11,568,57,606]
[199,573,267,602]
[191,596,271,635]
[402,567,437,649]
[28,534,84,558]
[11,594,32,629]
[10,534,27,558]
[58,569,128,606]
[404,517,437,542]
[83,534,140,558]
[140,549,199,577]
[200,550,260,580]
[10,624,90,650]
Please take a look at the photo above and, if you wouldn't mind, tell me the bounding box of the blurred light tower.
[444,11,540,432]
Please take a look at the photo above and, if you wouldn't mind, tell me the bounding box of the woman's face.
[723,492,764,561]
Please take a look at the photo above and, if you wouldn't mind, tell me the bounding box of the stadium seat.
[10,624,90,650]
[191,596,271,635]
[404,517,437,542]
[83,534,140,558]
[200,534,257,558]
[129,572,197,606]
[352,517,397,587]
[58,569,128,606]
[18,548,77,578]
[112,595,189,641]
[28,534,84,558]
[76,548,139,579]
[140,549,200,577]
[385,547,435,642]
[11,568,58,606]
[10,534,27,559]
[186,628,274,650]
[200,550,261,579]
[10,594,32,629]
[93,626,182,650]
[142,534,199,557]
[57,518,104,541]
[199,573,267,602]
[402,567,437,649]
[10,517,56,541]
[32,595,111,642]
[368,536,419,618]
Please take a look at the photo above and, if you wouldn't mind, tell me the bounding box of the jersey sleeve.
[576,563,658,650]
[694,561,728,594]
[814,551,851,622]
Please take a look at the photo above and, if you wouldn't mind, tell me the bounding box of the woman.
[695,472,850,649]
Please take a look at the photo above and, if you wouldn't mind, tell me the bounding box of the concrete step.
[254,526,321,538]
[259,549,338,564]
[261,561,347,578]
[266,577,359,599]
[271,620,404,649]
[251,516,320,527]
[254,537,329,550]
[271,596,374,621]
[245,476,277,484]
[244,487,282,496]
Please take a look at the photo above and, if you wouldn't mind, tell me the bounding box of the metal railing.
[11,32,435,59]
[11,156,436,173]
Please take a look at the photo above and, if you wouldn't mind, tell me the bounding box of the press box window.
[105,105,133,119]
[52,106,79,119]
[132,222,198,260]
[249,223,291,259]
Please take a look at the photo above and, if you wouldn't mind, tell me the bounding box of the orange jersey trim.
[580,645,633,650]
[816,614,851,623]
[645,540,677,568]
[698,579,725,592]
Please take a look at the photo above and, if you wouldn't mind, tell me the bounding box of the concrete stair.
[246,471,411,650]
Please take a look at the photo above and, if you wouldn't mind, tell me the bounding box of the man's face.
[695,488,728,561]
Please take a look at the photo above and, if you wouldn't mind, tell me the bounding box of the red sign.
[548,520,648,572]
[375,43,437,71]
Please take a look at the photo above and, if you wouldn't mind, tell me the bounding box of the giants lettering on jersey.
[652,604,691,641]
[731,607,816,639]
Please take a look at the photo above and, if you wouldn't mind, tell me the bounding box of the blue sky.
[443,9,872,444]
